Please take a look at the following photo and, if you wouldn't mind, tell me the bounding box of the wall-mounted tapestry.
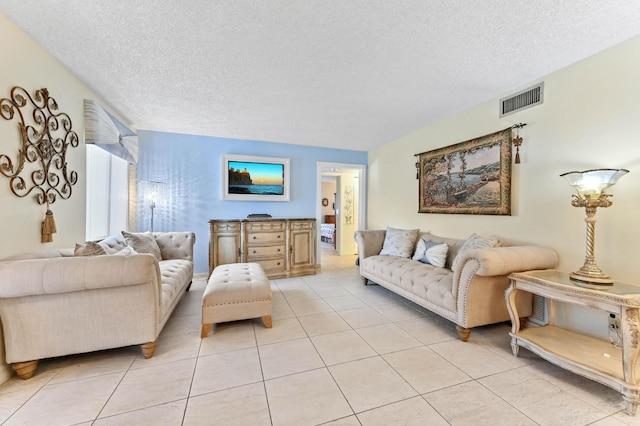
[417,128,512,215]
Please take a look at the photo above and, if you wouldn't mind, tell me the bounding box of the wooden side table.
[506,270,640,416]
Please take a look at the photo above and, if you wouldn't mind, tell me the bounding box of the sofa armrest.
[458,245,559,277]
[452,245,559,298]
[354,230,386,260]
[154,232,195,261]
[0,254,160,298]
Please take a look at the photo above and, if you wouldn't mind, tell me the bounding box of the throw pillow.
[121,231,162,261]
[451,233,499,271]
[411,239,448,268]
[379,227,420,258]
[74,241,108,256]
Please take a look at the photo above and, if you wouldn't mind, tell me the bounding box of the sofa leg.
[140,340,158,359]
[186,281,192,292]
[362,277,369,285]
[12,360,38,380]
[201,323,213,338]
[456,326,471,342]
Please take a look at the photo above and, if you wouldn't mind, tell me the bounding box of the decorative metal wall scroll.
[416,128,512,215]
[0,86,79,241]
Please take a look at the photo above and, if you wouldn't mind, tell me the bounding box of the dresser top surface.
[209,218,315,223]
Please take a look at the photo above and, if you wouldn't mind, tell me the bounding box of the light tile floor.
[0,245,638,425]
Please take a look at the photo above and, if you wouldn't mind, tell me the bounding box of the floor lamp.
[139,180,164,233]
[149,192,156,232]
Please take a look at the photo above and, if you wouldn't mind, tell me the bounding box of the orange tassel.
[42,209,57,243]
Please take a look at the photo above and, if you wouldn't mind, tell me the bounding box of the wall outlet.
[609,313,621,332]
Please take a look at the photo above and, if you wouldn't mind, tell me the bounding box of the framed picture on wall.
[222,154,290,201]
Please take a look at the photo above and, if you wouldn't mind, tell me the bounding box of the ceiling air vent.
[500,82,544,117]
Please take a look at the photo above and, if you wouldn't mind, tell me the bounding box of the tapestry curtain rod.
[413,123,526,157]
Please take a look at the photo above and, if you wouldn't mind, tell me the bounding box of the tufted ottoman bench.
[201,263,273,337]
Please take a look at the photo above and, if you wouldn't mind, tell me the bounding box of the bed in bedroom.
[321,215,336,247]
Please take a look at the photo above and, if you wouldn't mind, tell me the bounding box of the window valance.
[84,99,138,164]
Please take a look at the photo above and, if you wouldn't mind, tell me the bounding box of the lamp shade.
[560,168,628,198]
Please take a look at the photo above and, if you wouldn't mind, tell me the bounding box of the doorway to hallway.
[316,162,366,263]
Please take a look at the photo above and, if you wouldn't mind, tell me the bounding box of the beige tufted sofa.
[0,231,195,379]
[354,230,558,341]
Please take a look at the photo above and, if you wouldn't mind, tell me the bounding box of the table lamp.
[560,168,628,285]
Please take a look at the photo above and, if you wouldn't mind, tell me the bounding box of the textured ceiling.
[2,1,640,151]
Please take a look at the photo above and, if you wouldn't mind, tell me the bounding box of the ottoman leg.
[201,323,213,338]
[261,316,272,328]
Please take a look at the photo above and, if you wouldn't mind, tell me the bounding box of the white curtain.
[84,99,138,164]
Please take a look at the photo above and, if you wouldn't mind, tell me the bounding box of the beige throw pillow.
[122,231,162,261]
[74,241,108,256]
[379,227,420,258]
[451,233,499,271]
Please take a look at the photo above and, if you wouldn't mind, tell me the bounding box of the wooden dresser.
[209,218,316,279]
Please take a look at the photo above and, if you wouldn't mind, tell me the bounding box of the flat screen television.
[221,154,290,201]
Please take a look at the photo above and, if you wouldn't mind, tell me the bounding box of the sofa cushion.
[411,267,456,313]
[158,259,193,318]
[412,239,448,268]
[122,231,163,261]
[451,233,499,271]
[379,227,419,258]
[361,255,456,313]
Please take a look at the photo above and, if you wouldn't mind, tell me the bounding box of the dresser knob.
[253,250,256,254]
[253,236,256,240]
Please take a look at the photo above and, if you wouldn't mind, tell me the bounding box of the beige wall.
[0,14,88,256]
[0,13,130,383]
[368,35,640,337]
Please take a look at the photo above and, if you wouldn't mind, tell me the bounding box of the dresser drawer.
[212,221,240,232]
[256,258,286,272]
[247,231,285,244]
[247,244,285,258]
[245,221,286,232]
[290,221,314,231]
